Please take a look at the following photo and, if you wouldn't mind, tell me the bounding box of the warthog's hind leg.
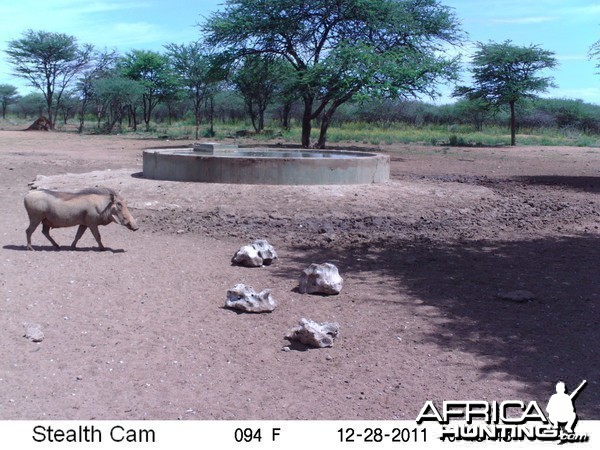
[25,220,40,250]
[71,225,88,249]
[41,223,60,249]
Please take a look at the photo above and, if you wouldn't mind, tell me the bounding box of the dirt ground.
[0,128,598,421]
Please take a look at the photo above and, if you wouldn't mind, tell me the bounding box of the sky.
[1,0,599,104]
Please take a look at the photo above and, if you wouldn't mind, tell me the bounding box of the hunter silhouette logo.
[416,379,590,443]
[546,380,586,434]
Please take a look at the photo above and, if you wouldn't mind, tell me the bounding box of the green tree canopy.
[0,84,20,119]
[232,55,289,133]
[119,50,178,131]
[454,40,557,145]
[93,76,145,132]
[17,92,46,117]
[5,30,93,129]
[204,0,463,147]
[165,42,223,139]
[75,49,119,132]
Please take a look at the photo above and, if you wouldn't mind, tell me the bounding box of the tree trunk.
[208,96,215,137]
[247,100,258,133]
[78,106,86,133]
[45,85,55,130]
[316,111,333,149]
[194,97,203,140]
[130,106,138,131]
[301,96,313,148]
[509,100,516,146]
[47,110,55,130]
[281,102,292,130]
[258,111,265,134]
[315,101,343,149]
[257,100,267,134]
[143,95,153,132]
[167,103,173,125]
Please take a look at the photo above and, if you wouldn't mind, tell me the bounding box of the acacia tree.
[165,42,220,139]
[0,84,20,119]
[204,0,462,148]
[93,76,144,132]
[5,30,93,129]
[120,50,178,131]
[589,37,600,73]
[56,91,79,125]
[75,49,119,133]
[232,55,288,133]
[17,93,46,118]
[454,40,557,145]
[452,98,490,131]
[277,64,300,130]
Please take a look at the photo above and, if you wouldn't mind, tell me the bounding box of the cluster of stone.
[228,240,343,348]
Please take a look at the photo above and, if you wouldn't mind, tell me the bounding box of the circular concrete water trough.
[143,143,390,185]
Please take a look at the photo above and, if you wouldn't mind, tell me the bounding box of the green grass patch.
[4,115,600,147]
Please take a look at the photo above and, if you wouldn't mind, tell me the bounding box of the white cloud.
[544,87,600,103]
[492,16,556,25]
[558,4,600,17]
[0,0,195,57]
[78,22,166,50]
[0,2,146,54]
[556,54,588,62]
[0,0,177,91]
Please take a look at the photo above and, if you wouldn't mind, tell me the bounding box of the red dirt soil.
[0,129,598,420]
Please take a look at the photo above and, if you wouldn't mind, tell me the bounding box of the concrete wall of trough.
[143,149,390,185]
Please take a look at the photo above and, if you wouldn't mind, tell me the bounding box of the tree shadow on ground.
[515,176,600,193]
[273,233,600,418]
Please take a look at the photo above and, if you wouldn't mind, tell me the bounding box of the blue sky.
[1,0,599,104]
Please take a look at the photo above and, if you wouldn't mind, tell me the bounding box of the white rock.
[299,262,343,295]
[231,239,278,267]
[285,318,340,348]
[231,244,263,267]
[24,323,44,342]
[225,284,277,313]
[252,239,278,265]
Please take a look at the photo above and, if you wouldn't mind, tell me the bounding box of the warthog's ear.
[109,192,122,224]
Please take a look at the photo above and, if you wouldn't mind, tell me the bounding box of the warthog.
[24,187,138,250]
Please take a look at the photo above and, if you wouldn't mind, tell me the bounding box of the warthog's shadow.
[3,245,125,253]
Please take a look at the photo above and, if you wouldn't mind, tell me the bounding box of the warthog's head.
[110,193,139,231]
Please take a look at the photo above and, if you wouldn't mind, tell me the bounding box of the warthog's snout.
[111,198,138,232]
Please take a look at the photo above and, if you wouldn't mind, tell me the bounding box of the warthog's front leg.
[41,223,60,249]
[88,225,105,250]
[71,225,88,249]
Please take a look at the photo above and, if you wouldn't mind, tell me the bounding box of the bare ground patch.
[1,130,599,420]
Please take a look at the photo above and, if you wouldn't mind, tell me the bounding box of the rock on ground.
[231,239,278,267]
[225,283,277,313]
[23,323,44,342]
[497,290,536,303]
[299,262,343,295]
[285,318,340,348]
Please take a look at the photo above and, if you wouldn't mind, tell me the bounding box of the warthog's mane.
[42,187,118,200]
